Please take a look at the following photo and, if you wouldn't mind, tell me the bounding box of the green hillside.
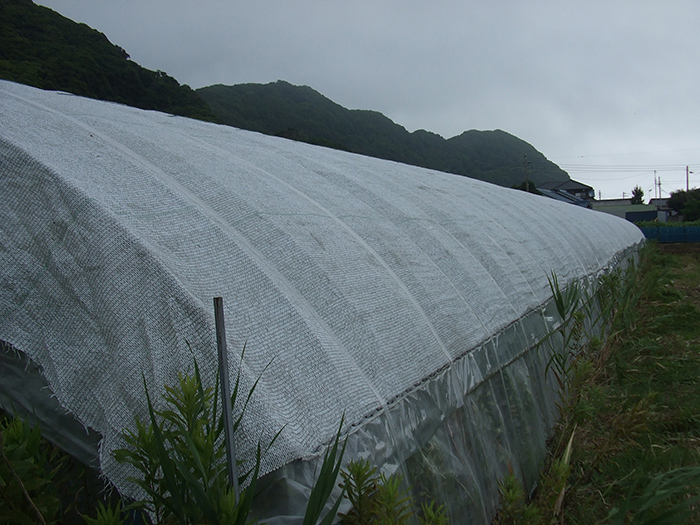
[0,0,569,188]
[197,81,569,187]
[0,0,216,121]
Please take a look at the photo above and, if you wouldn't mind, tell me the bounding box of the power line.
[568,172,655,181]
[559,163,699,173]
[554,148,700,159]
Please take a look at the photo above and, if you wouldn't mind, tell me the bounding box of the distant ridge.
[0,0,568,188]
[0,0,216,121]
[197,80,569,188]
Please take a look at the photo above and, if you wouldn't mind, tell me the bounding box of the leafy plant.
[108,346,349,525]
[539,272,586,400]
[0,407,114,524]
[302,415,347,525]
[339,460,415,525]
[418,501,449,525]
[607,467,700,525]
[82,500,127,525]
[373,473,414,524]
[493,465,541,525]
[111,352,268,524]
[0,415,60,524]
[339,458,379,524]
[535,428,574,523]
[513,244,700,523]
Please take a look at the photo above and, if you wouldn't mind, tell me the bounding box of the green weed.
[510,244,700,524]
[607,467,700,525]
[418,501,449,525]
[339,458,447,525]
[82,501,127,525]
[493,466,542,525]
[339,460,414,524]
[303,416,347,525]
[0,415,59,524]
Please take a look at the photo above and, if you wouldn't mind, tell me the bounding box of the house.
[539,179,596,201]
[591,199,664,223]
[649,198,670,208]
[538,188,592,208]
[593,198,634,208]
[537,179,595,208]
[648,198,684,222]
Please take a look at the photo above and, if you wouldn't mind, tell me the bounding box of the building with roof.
[539,180,596,201]
[591,200,665,223]
[537,179,595,208]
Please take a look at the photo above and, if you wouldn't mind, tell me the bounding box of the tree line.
[196,81,570,189]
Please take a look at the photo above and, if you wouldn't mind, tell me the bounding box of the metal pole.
[213,297,239,502]
[523,155,531,193]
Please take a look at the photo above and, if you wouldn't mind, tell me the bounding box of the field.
[497,242,700,524]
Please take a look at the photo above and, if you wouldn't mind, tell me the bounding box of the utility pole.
[523,155,532,192]
[654,170,657,199]
[687,165,693,191]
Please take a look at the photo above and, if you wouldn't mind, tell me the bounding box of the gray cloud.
[38,0,700,198]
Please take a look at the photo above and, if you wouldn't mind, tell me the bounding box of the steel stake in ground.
[213,297,239,503]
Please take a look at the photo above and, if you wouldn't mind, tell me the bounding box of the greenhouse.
[0,79,644,523]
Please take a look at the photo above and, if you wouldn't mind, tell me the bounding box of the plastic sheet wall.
[251,246,640,524]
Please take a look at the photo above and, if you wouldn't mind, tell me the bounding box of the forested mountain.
[0,0,568,188]
[0,0,216,121]
[197,81,569,187]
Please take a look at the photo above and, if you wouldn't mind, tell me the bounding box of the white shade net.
[0,80,644,522]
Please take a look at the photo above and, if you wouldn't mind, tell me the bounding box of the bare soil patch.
[656,242,700,255]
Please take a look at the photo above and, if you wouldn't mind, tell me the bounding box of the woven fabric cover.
[0,80,643,507]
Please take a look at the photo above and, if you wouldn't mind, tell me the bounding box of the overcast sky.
[38,1,700,200]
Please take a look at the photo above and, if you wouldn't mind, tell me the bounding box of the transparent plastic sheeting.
[0,81,644,522]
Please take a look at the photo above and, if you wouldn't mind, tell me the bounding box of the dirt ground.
[656,242,700,255]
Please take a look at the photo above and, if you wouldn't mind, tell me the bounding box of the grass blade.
[303,415,347,525]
